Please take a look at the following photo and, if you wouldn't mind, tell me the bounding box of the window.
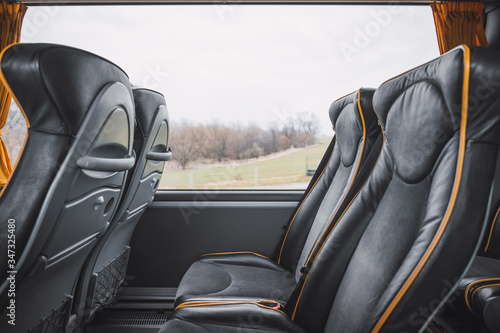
[19,4,439,190]
[3,101,27,169]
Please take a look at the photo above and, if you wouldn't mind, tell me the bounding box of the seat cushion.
[175,253,296,307]
[457,256,500,296]
[160,320,287,333]
[160,303,306,333]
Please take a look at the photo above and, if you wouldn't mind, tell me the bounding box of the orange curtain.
[431,2,488,54]
[0,2,26,187]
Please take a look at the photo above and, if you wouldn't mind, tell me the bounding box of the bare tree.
[169,113,320,168]
[278,134,292,151]
[298,111,320,146]
[205,121,232,162]
[265,120,281,154]
[170,121,203,169]
[282,116,298,147]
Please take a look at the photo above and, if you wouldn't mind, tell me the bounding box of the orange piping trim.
[469,282,500,315]
[200,251,269,260]
[175,300,287,317]
[484,206,500,253]
[371,45,470,332]
[464,278,500,314]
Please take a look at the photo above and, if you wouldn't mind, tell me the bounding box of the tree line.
[170,111,320,169]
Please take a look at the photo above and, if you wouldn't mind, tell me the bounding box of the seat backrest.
[74,87,170,322]
[276,88,380,280]
[288,45,500,333]
[0,43,134,332]
[125,87,170,215]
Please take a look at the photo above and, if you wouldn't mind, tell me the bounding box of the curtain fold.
[431,1,488,54]
[0,2,27,187]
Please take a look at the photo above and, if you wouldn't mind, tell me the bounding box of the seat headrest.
[329,88,378,166]
[374,45,500,183]
[0,43,132,136]
[132,87,167,138]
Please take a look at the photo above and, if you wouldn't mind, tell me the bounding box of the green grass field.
[160,137,331,189]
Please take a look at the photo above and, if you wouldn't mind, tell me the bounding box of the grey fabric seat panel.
[174,88,380,307]
[161,45,500,333]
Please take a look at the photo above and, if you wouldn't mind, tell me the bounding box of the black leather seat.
[74,87,171,323]
[449,181,500,333]
[0,44,134,332]
[160,45,500,332]
[174,88,381,307]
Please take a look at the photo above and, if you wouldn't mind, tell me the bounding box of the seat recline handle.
[77,155,135,172]
[146,147,172,162]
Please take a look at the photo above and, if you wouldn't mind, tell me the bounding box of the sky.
[20,4,439,135]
